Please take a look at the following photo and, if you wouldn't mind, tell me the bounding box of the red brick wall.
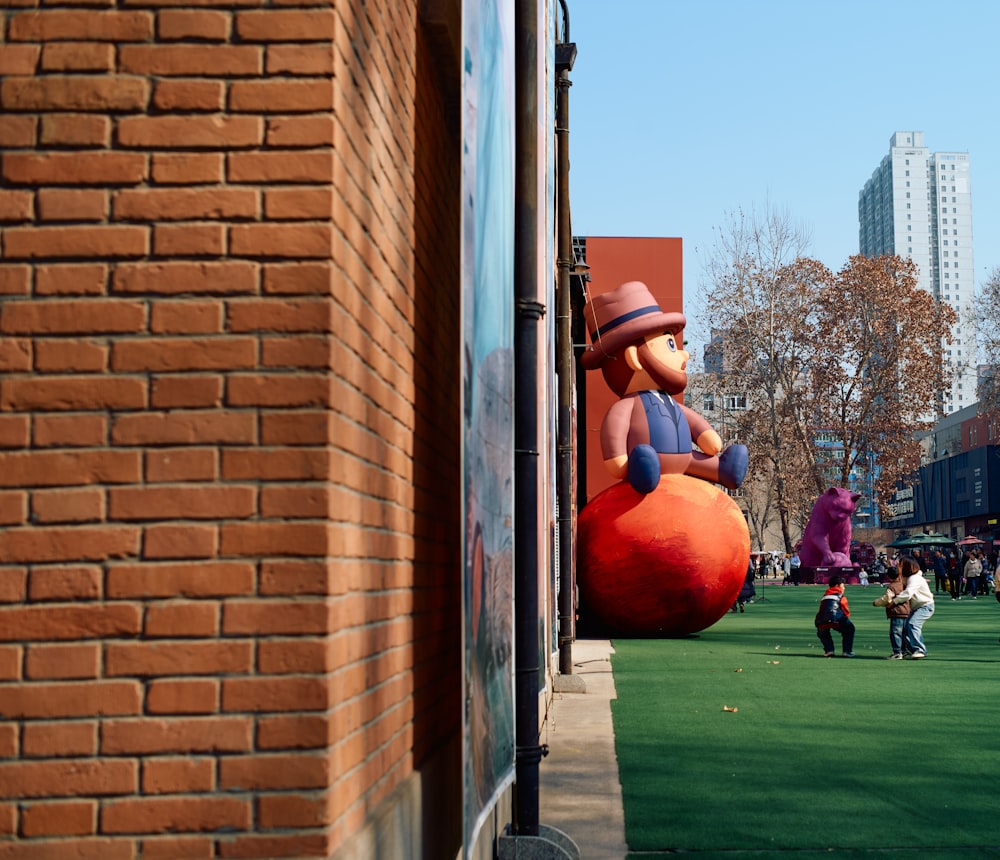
[0,0,462,856]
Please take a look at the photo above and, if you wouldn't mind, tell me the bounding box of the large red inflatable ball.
[577,474,751,636]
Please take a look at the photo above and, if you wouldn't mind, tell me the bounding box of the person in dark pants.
[932,550,948,594]
[814,574,855,657]
[947,553,962,600]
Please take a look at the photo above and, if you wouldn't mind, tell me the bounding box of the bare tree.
[811,255,956,504]
[974,266,1000,412]
[700,206,827,551]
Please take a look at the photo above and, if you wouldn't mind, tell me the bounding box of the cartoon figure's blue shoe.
[627,444,661,494]
[718,444,749,490]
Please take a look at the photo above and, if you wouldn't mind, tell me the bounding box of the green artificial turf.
[610,584,1000,859]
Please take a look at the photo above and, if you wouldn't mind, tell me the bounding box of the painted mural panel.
[461,0,516,852]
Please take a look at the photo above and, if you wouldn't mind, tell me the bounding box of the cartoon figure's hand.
[695,429,722,456]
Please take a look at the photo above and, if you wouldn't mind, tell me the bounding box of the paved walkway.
[539,639,628,859]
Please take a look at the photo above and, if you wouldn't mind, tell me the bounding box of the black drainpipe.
[512,0,544,836]
[555,0,577,677]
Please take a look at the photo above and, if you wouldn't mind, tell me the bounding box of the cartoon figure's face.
[629,330,689,394]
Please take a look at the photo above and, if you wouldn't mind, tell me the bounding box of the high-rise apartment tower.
[858,131,976,415]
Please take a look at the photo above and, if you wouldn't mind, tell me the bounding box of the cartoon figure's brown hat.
[581,280,686,370]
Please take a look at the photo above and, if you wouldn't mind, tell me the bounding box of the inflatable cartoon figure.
[798,487,861,569]
[581,280,748,494]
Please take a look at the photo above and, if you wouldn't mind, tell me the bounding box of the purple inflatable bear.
[798,488,861,569]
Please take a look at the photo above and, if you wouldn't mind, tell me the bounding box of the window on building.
[725,395,747,411]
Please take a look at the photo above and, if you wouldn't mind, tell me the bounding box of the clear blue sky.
[567,0,1000,356]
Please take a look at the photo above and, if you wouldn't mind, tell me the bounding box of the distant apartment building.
[858,130,976,415]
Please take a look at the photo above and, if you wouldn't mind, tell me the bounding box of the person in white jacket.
[890,555,935,658]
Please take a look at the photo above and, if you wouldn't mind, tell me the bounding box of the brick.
[111,411,255,446]
[35,264,109,296]
[112,337,256,372]
[40,42,115,72]
[236,10,334,41]
[113,261,258,295]
[1,377,147,412]
[223,600,329,635]
[219,753,329,791]
[0,416,29,448]
[0,451,140,487]
[152,224,226,257]
[0,43,39,75]
[1,76,149,112]
[106,562,252,599]
[259,485,328,519]
[150,375,223,409]
[262,262,332,295]
[259,561,333,595]
[221,449,331,481]
[0,267,32,297]
[266,115,334,148]
[0,570,27,604]
[0,526,140,565]
[0,646,22,681]
[142,757,214,794]
[150,153,223,185]
[25,643,100,680]
[8,11,154,41]
[113,187,257,221]
[157,10,230,41]
[222,676,330,714]
[2,152,147,186]
[0,604,140,642]
[144,602,219,638]
[30,488,104,525]
[20,800,97,837]
[34,339,109,372]
[109,485,255,521]
[102,796,250,835]
[226,374,331,408]
[258,640,329,674]
[0,492,27,527]
[36,189,108,222]
[0,190,32,222]
[105,641,252,677]
[142,525,217,560]
[217,833,329,859]
[150,301,223,335]
[146,679,218,714]
[264,187,332,220]
[260,412,331,445]
[228,150,332,184]
[144,449,218,483]
[261,336,330,369]
[229,79,333,113]
[230,223,332,259]
[139,836,214,859]
[101,717,252,755]
[266,44,334,76]
[3,225,148,260]
[257,793,328,829]
[152,79,225,112]
[39,114,111,147]
[0,681,141,719]
[0,114,36,148]
[0,722,17,755]
[2,300,145,335]
[256,714,329,750]
[33,415,108,448]
[230,300,332,333]
[118,44,261,77]
[28,565,103,600]
[22,722,97,757]
[219,523,329,558]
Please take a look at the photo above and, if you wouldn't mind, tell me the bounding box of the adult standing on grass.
[963,550,983,599]
[872,565,910,659]
[890,556,935,659]
[814,574,855,657]
[932,550,948,594]
[947,552,962,600]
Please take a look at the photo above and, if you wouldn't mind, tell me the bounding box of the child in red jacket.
[814,574,855,657]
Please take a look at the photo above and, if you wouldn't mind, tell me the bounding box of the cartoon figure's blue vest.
[639,391,692,455]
